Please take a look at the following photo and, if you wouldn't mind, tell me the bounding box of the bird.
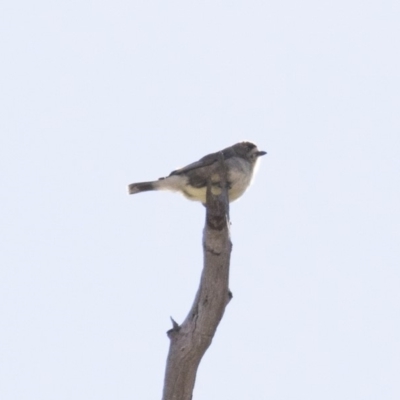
[127,141,266,204]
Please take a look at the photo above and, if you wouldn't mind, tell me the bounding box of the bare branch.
[162,152,233,400]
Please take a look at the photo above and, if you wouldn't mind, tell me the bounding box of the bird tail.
[127,181,158,195]
[128,175,183,195]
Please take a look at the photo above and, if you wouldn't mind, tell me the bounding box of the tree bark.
[162,153,233,400]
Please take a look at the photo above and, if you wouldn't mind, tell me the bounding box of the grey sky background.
[1,1,399,399]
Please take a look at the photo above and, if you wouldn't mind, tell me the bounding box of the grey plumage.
[127,142,266,204]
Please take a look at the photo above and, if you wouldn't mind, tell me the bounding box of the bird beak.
[256,150,267,157]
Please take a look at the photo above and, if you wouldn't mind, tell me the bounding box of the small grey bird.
[127,142,266,204]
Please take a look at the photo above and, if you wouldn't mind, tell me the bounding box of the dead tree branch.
[162,153,233,400]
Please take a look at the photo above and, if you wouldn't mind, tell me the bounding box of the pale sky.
[1,1,399,399]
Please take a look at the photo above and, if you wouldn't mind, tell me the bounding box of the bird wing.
[169,147,235,176]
